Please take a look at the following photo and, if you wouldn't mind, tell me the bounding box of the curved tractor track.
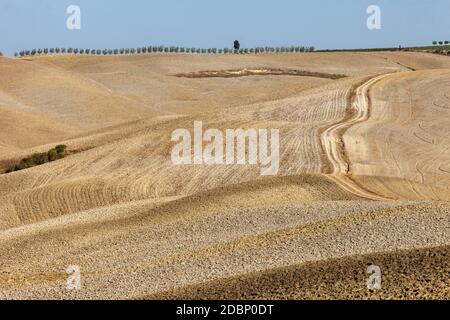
[321,74,393,201]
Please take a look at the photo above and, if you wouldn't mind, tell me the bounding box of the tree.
[234,40,240,50]
[56,48,61,53]
[439,41,444,45]
[445,41,449,45]
[432,41,438,45]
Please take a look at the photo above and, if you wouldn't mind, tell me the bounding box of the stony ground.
[0,52,449,299]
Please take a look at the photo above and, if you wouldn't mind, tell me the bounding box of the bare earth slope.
[0,52,449,299]
[148,245,450,300]
[346,69,450,201]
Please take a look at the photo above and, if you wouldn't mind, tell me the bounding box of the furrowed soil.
[0,52,449,299]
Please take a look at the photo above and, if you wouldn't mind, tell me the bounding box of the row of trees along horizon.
[432,41,450,45]
[1,41,449,57]
[13,44,315,57]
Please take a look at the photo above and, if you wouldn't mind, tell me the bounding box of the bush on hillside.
[55,144,67,154]
[3,145,68,174]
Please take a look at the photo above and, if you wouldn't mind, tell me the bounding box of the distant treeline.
[432,41,449,46]
[14,45,315,57]
[318,47,402,53]
[318,42,450,53]
[318,45,450,55]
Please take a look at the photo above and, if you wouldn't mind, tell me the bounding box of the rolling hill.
[0,51,449,299]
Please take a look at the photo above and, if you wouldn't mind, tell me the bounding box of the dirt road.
[321,74,393,200]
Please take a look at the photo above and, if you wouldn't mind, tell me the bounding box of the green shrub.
[55,144,67,154]
[5,166,15,174]
[20,157,35,168]
[3,145,68,174]
[16,160,30,171]
[31,152,49,165]
[47,149,58,162]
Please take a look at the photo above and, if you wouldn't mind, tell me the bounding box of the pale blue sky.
[1,0,449,56]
